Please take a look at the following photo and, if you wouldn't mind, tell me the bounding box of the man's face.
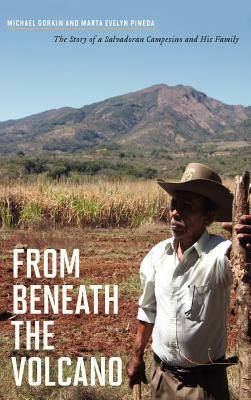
[169,191,210,245]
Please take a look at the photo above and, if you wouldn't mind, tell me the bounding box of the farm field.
[0,224,168,400]
[0,221,239,400]
[0,178,240,399]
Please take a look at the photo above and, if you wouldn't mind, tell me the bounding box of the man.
[127,163,251,400]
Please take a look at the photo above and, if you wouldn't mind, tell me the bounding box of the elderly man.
[127,163,251,400]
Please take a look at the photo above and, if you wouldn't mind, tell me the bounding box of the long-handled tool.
[133,383,142,400]
[230,171,250,400]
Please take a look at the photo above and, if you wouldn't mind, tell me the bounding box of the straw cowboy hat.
[157,163,233,222]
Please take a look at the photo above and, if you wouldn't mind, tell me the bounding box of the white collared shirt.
[137,231,232,367]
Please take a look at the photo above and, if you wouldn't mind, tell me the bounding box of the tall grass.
[0,178,169,229]
[0,177,234,229]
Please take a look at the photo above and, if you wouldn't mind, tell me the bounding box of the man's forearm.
[132,320,154,359]
[127,320,154,387]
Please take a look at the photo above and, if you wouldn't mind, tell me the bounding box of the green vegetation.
[0,140,250,184]
[0,155,158,181]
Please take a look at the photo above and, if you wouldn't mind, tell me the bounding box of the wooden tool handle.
[133,383,142,400]
[230,171,251,400]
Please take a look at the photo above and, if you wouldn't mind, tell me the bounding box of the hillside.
[0,84,250,154]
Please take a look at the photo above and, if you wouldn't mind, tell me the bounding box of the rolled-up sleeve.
[214,240,233,287]
[137,249,156,323]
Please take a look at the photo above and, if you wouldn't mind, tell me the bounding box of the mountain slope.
[0,84,250,154]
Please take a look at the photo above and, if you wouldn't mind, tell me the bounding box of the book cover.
[0,1,250,399]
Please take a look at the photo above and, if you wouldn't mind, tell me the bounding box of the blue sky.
[1,0,251,121]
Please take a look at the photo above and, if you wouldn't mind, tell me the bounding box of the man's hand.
[126,354,147,388]
[222,214,251,250]
[126,321,153,388]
